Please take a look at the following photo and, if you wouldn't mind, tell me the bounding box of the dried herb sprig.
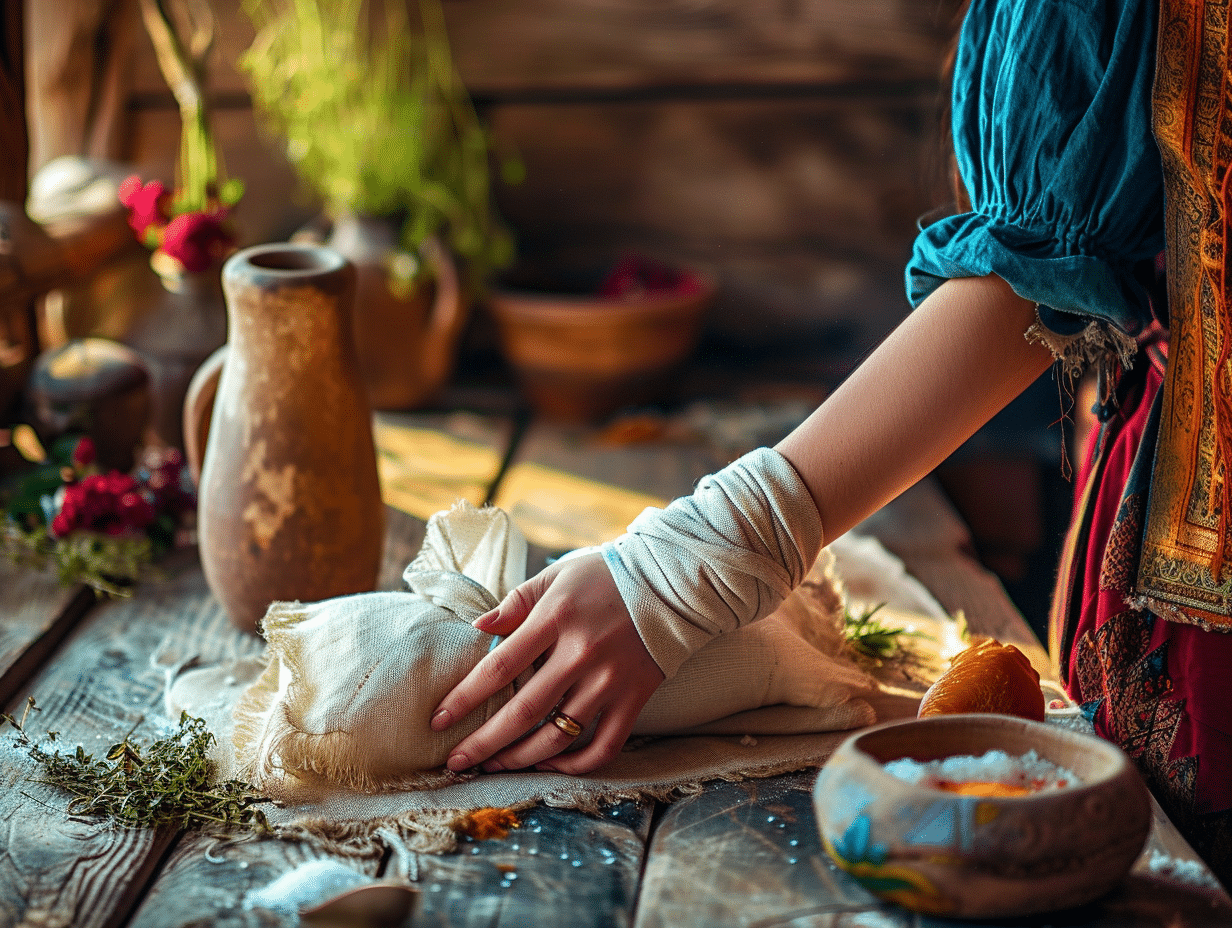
[843,602,927,662]
[3,697,271,835]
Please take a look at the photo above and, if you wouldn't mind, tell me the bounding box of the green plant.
[240,0,515,288]
[3,698,270,835]
[843,602,929,662]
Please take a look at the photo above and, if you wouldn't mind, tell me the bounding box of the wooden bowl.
[812,714,1151,919]
[486,276,714,423]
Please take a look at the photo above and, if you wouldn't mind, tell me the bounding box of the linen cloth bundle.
[225,500,886,800]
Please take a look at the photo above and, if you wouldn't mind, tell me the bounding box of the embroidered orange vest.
[1138,0,1232,627]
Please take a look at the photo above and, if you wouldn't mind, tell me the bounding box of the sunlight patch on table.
[493,462,667,552]
[374,422,501,519]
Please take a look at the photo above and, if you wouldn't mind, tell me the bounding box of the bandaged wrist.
[600,446,823,679]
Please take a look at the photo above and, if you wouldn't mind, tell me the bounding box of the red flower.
[50,471,156,538]
[117,492,156,531]
[598,254,703,300]
[71,436,96,468]
[136,447,195,519]
[119,176,171,240]
[51,509,73,537]
[160,210,235,273]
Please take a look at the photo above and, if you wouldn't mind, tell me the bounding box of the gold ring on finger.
[549,710,583,738]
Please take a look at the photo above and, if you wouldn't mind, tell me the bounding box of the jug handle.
[182,343,228,484]
[417,235,465,394]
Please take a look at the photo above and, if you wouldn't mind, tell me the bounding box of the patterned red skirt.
[1054,345,1232,887]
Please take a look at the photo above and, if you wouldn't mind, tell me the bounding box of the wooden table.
[2,407,1230,928]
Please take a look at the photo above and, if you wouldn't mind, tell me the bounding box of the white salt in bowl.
[813,714,1151,919]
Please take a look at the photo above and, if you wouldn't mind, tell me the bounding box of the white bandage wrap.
[601,447,823,679]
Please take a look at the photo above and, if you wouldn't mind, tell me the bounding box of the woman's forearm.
[777,274,1055,541]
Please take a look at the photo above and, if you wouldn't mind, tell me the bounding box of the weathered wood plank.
[114,508,656,926]
[504,419,727,501]
[443,0,963,95]
[636,770,881,928]
[489,96,946,267]
[0,549,239,928]
[127,831,383,928]
[638,767,1232,928]
[123,98,937,351]
[493,418,727,560]
[0,563,96,706]
[0,507,428,928]
[120,0,964,99]
[411,802,651,928]
[373,409,519,525]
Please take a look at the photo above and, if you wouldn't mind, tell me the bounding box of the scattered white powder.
[1145,850,1225,891]
[883,749,1080,793]
[245,859,373,915]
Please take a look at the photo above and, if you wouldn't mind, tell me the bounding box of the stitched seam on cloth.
[1127,593,1232,633]
[341,660,381,715]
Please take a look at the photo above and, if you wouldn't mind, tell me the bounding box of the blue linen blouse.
[907,0,1164,342]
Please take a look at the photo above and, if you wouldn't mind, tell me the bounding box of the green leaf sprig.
[843,602,927,662]
[3,698,271,835]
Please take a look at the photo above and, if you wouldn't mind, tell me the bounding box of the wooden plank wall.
[25,0,963,365]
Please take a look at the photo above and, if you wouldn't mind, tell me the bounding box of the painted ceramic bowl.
[813,714,1151,919]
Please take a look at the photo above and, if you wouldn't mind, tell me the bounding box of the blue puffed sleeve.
[906,0,1164,345]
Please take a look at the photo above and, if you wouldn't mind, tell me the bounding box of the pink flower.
[119,176,171,239]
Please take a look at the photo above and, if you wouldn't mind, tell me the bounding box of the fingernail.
[446,752,470,771]
[472,610,495,629]
[535,763,558,773]
[482,760,504,773]
[430,708,450,731]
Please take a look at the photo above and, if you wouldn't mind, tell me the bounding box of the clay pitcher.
[197,243,384,634]
[326,215,465,410]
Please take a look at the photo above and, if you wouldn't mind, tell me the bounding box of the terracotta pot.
[487,275,715,423]
[197,243,384,634]
[812,714,1151,919]
[325,215,466,411]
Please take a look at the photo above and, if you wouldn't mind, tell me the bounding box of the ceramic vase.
[197,243,384,634]
[325,214,466,411]
[124,264,229,450]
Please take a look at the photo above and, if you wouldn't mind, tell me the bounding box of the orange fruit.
[917,638,1045,721]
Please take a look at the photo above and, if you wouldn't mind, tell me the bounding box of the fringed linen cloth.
[169,501,959,852]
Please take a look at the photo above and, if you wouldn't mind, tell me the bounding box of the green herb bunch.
[3,698,270,835]
[240,0,515,289]
[843,602,924,662]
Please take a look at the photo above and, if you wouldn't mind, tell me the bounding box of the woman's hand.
[429,551,665,775]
